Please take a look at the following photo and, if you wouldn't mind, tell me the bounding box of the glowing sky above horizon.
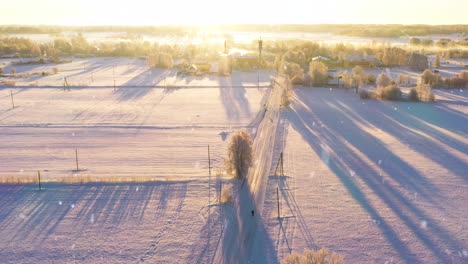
[0,0,466,25]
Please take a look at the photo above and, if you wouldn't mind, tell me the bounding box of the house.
[1,53,19,59]
[232,54,259,70]
[192,60,212,73]
[344,55,378,68]
[177,64,203,76]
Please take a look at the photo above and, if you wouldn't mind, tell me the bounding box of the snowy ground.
[1,56,467,263]
[260,88,467,263]
[0,63,273,263]
[0,59,273,182]
[0,57,273,88]
[0,181,227,263]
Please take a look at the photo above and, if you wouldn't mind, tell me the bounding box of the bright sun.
[0,0,467,25]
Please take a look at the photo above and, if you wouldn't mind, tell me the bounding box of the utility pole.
[64,77,69,91]
[10,90,15,109]
[38,171,41,191]
[274,152,284,177]
[75,148,79,171]
[258,37,263,66]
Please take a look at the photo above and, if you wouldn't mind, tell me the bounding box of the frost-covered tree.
[408,52,428,71]
[309,61,328,86]
[226,131,253,180]
[433,54,440,68]
[376,72,392,88]
[421,69,441,86]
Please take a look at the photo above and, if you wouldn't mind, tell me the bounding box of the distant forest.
[0,24,467,38]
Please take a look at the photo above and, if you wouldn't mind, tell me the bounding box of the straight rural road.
[213,76,286,263]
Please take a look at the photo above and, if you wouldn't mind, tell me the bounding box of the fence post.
[10,90,15,109]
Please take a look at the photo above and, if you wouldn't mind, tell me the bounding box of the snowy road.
[213,76,285,263]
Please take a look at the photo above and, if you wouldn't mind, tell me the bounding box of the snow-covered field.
[0,61,273,263]
[0,57,273,88]
[1,57,467,263]
[261,88,468,263]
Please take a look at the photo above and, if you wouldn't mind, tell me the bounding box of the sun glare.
[0,0,467,25]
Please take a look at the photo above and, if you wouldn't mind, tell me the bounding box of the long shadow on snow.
[116,68,172,101]
[375,104,467,181]
[0,182,188,244]
[294,91,439,201]
[217,181,277,264]
[332,96,468,182]
[288,91,464,263]
[218,76,252,122]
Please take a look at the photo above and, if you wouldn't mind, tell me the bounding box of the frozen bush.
[421,69,441,86]
[1,80,16,86]
[377,72,392,88]
[444,77,467,88]
[377,85,402,100]
[458,71,468,82]
[408,52,428,71]
[281,248,344,264]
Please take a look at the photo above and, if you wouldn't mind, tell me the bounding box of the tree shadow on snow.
[287,89,466,263]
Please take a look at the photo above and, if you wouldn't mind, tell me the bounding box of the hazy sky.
[0,0,466,25]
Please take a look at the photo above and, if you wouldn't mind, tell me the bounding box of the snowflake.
[309,172,315,179]
[420,220,428,229]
